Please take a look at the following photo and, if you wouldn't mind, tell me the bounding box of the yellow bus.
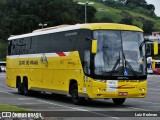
[145,36,160,73]
[6,23,158,105]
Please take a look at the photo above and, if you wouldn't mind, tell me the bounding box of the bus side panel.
[41,69,54,90]
[46,51,84,94]
[6,57,18,88]
[6,68,16,88]
[28,68,43,89]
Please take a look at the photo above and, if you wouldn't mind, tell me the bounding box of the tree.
[0,0,97,60]
[126,0,147,7]
[100,17,114,23]
[146,4,155,11]
[143,20,154,34]
[120,17,133,25]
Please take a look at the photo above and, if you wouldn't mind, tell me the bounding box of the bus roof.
[81,23,143,32]
[8,23,143,40]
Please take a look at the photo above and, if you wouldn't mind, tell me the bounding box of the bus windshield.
[94,30,146,77]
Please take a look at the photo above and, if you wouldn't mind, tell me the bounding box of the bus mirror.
[92,40,97,53]
[154,41,158,55]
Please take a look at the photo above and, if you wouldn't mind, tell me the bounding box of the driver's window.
[84,50,90,74]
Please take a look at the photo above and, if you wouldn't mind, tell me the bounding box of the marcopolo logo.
[65,32,77,36]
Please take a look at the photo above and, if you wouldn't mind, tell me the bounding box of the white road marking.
[148,88,160,91]
[0,91,14,95]
[148,81,160,84]
[39,100,119,119]
[22,103,40,105]
[0,73,6,75]
[148,91,160,95]
[17,98,35,100]
[39,100,88,111]
[127,107,149,111]
[0,76,6,77]
[143,106,160,108]
[130,99,160,105]
[147,75,160,77]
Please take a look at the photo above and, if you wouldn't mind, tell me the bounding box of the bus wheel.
[23,79,30,96]
[71,83,84,105]
[17,82,23,95]
[112,98,126,105]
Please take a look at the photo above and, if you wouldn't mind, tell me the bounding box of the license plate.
[119,92,128,96]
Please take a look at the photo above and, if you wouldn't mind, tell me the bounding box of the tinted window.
[29,36,38,54]
[38,35,50,53]
[9,29,92,57]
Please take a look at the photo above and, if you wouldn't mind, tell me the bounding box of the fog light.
[102,89,105,92]
[139,88,145,92]
[98,88,101,92]
[142,88,145,92]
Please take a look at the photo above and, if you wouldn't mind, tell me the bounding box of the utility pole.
[78,1,94,23]
[39,23,47,29]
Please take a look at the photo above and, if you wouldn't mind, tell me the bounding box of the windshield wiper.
[103,51,123,75]
[122,52,137,76]
[112,51,121,71]
[118,30,137,76]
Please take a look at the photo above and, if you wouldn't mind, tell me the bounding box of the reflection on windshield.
[94,30,145,76]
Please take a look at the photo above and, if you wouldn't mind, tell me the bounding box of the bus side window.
[8,41,12,55]
[84,50,90,74]
[30,36,38,54]
[11,40,16,55]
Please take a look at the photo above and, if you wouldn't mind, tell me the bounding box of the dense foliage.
[0,0,96,60]
[0,0,160,60]
[93,0,160,34]
[95,0,156,17]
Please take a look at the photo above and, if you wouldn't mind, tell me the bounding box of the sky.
[146,0,160,16]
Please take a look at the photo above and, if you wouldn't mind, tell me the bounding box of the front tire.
[71,83,84,105]
[112,98,126,105]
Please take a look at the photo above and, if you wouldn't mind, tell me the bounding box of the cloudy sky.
[146,0,160,16]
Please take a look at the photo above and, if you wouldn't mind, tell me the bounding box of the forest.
[0,0,159,60]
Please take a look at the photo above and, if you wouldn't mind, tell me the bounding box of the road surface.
[0,73,160,120]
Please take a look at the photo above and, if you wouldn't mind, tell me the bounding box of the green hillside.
[74,0,160,32]
[0,0,160,60]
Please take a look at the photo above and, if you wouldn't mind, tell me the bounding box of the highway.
[0,73,160,120]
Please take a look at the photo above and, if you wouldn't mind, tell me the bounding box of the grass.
[74,0,121,22]
[0,104,27,111]
[74,0,157,22]
[133,20,143,28]
[126,10,156,22]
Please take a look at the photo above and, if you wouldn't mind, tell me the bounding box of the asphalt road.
[0,72,160,120]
